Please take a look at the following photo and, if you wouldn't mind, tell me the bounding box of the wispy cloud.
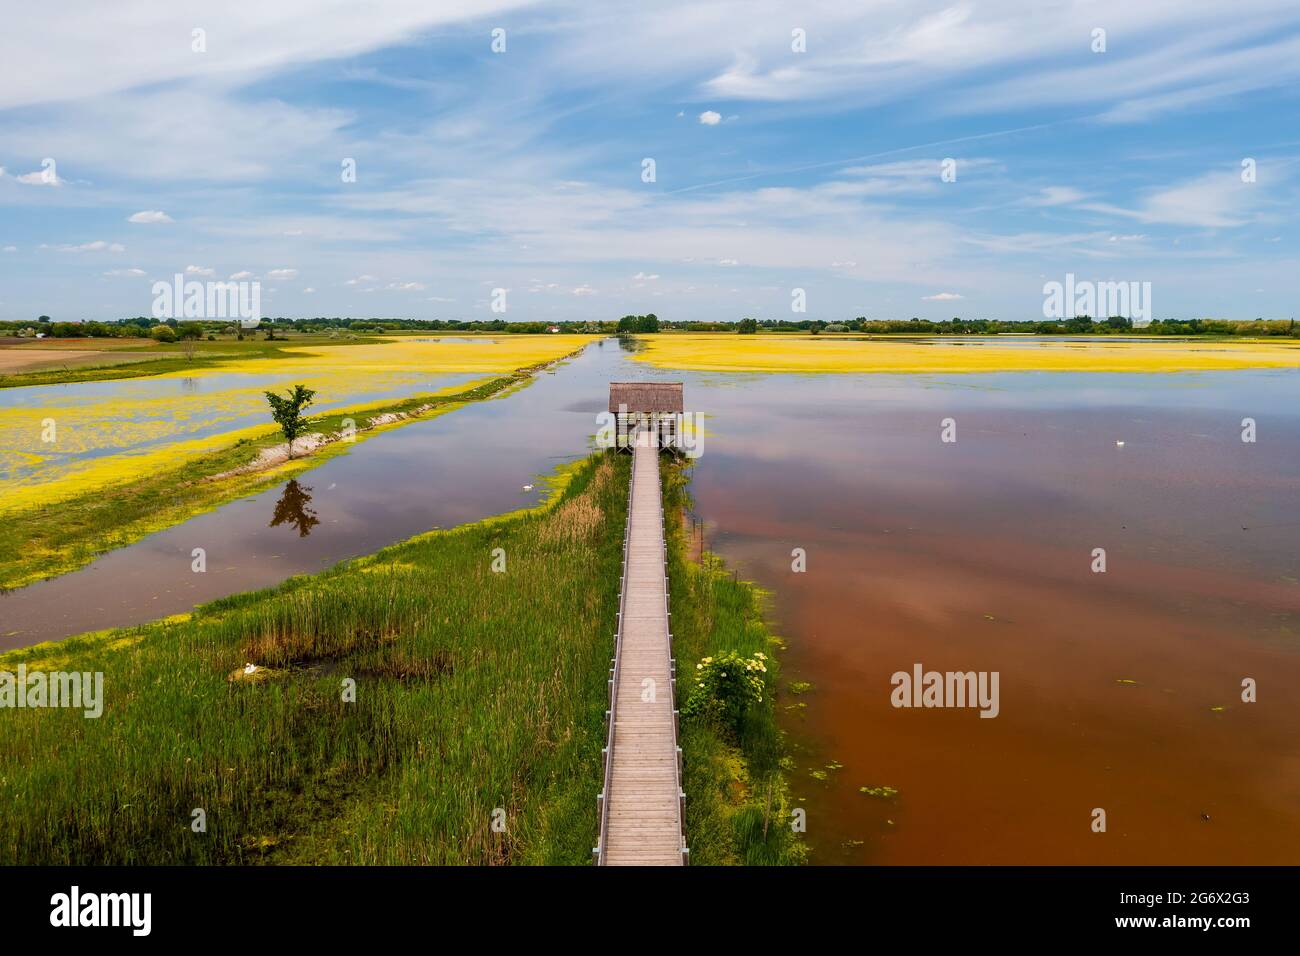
[42,241,124,253]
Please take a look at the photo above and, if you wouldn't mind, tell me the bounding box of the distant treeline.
[2,314,1296,338]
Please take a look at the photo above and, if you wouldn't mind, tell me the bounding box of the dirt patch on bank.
[0,346,167,373]
[209,403,439,480]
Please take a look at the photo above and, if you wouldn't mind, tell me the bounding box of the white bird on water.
[523,484,534,491]
[1115,441,1125,447]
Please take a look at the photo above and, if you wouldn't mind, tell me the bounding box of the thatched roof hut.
[608,382,683,415]
[608,382,685,454]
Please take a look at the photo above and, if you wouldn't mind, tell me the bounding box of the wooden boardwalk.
[595,435,686,865]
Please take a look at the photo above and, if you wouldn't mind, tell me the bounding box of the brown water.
[5,343,1298,865]
[682,370,1300,864]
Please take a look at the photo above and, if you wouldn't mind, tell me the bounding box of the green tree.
[37,315,50,323]
[264,384,316,458]
[737,317,758,334]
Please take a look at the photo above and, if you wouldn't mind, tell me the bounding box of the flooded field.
[0,341,623,646]
[0,335,593,513]
[4,339,1297,865]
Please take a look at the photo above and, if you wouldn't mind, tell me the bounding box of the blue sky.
[1,0,1298,323]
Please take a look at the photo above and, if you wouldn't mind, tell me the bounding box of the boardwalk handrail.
[594,432,638,865]
[657,438,689,866]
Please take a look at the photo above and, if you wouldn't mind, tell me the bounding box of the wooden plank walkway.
[595,434,686,865]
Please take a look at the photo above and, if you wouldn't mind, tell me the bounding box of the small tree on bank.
[178,322,202,360]
[264,384,316,458]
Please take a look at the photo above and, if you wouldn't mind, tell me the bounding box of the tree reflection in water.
[269,479,320,537]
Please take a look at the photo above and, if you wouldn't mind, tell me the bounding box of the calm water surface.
[682,368,1300,864]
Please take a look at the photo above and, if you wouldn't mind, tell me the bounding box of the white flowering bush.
[682,650,768,732]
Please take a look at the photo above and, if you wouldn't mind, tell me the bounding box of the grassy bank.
[663,460,806,865]
[0,454,627,865]
[630,332,1300,374]
[0,368,537,590]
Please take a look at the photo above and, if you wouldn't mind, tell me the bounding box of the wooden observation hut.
[609,382,684,454]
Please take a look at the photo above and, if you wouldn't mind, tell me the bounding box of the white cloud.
[127,210,173,223]
[2,90,353,182]
[303,287,316,293]
[922,292,963,301]
[1023,186,1087,207]
[345,275,376,285]
[266,268,299,280]
[572,284,597,295]
[387,281,426,291]
[0,1,540,111]
[185,264,215,276]
[104,268,147,277]
[718,258,739,266]
[2,246,16,252]
[229,271,256,280]
[41,240,125,253]
[698,110,722,126]
[16,168,61,186]
[1082,168,1258,228]
[632,271,660,280]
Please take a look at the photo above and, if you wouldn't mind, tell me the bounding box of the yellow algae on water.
[630,333,1300,374]
[0,336,593,515]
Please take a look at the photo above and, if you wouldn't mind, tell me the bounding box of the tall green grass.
[663,460,806,865]
[0,454,627,864]
[1,451,801,865]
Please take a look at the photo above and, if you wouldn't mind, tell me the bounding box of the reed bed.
[662,460,806,865]
[0,454,626,865]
